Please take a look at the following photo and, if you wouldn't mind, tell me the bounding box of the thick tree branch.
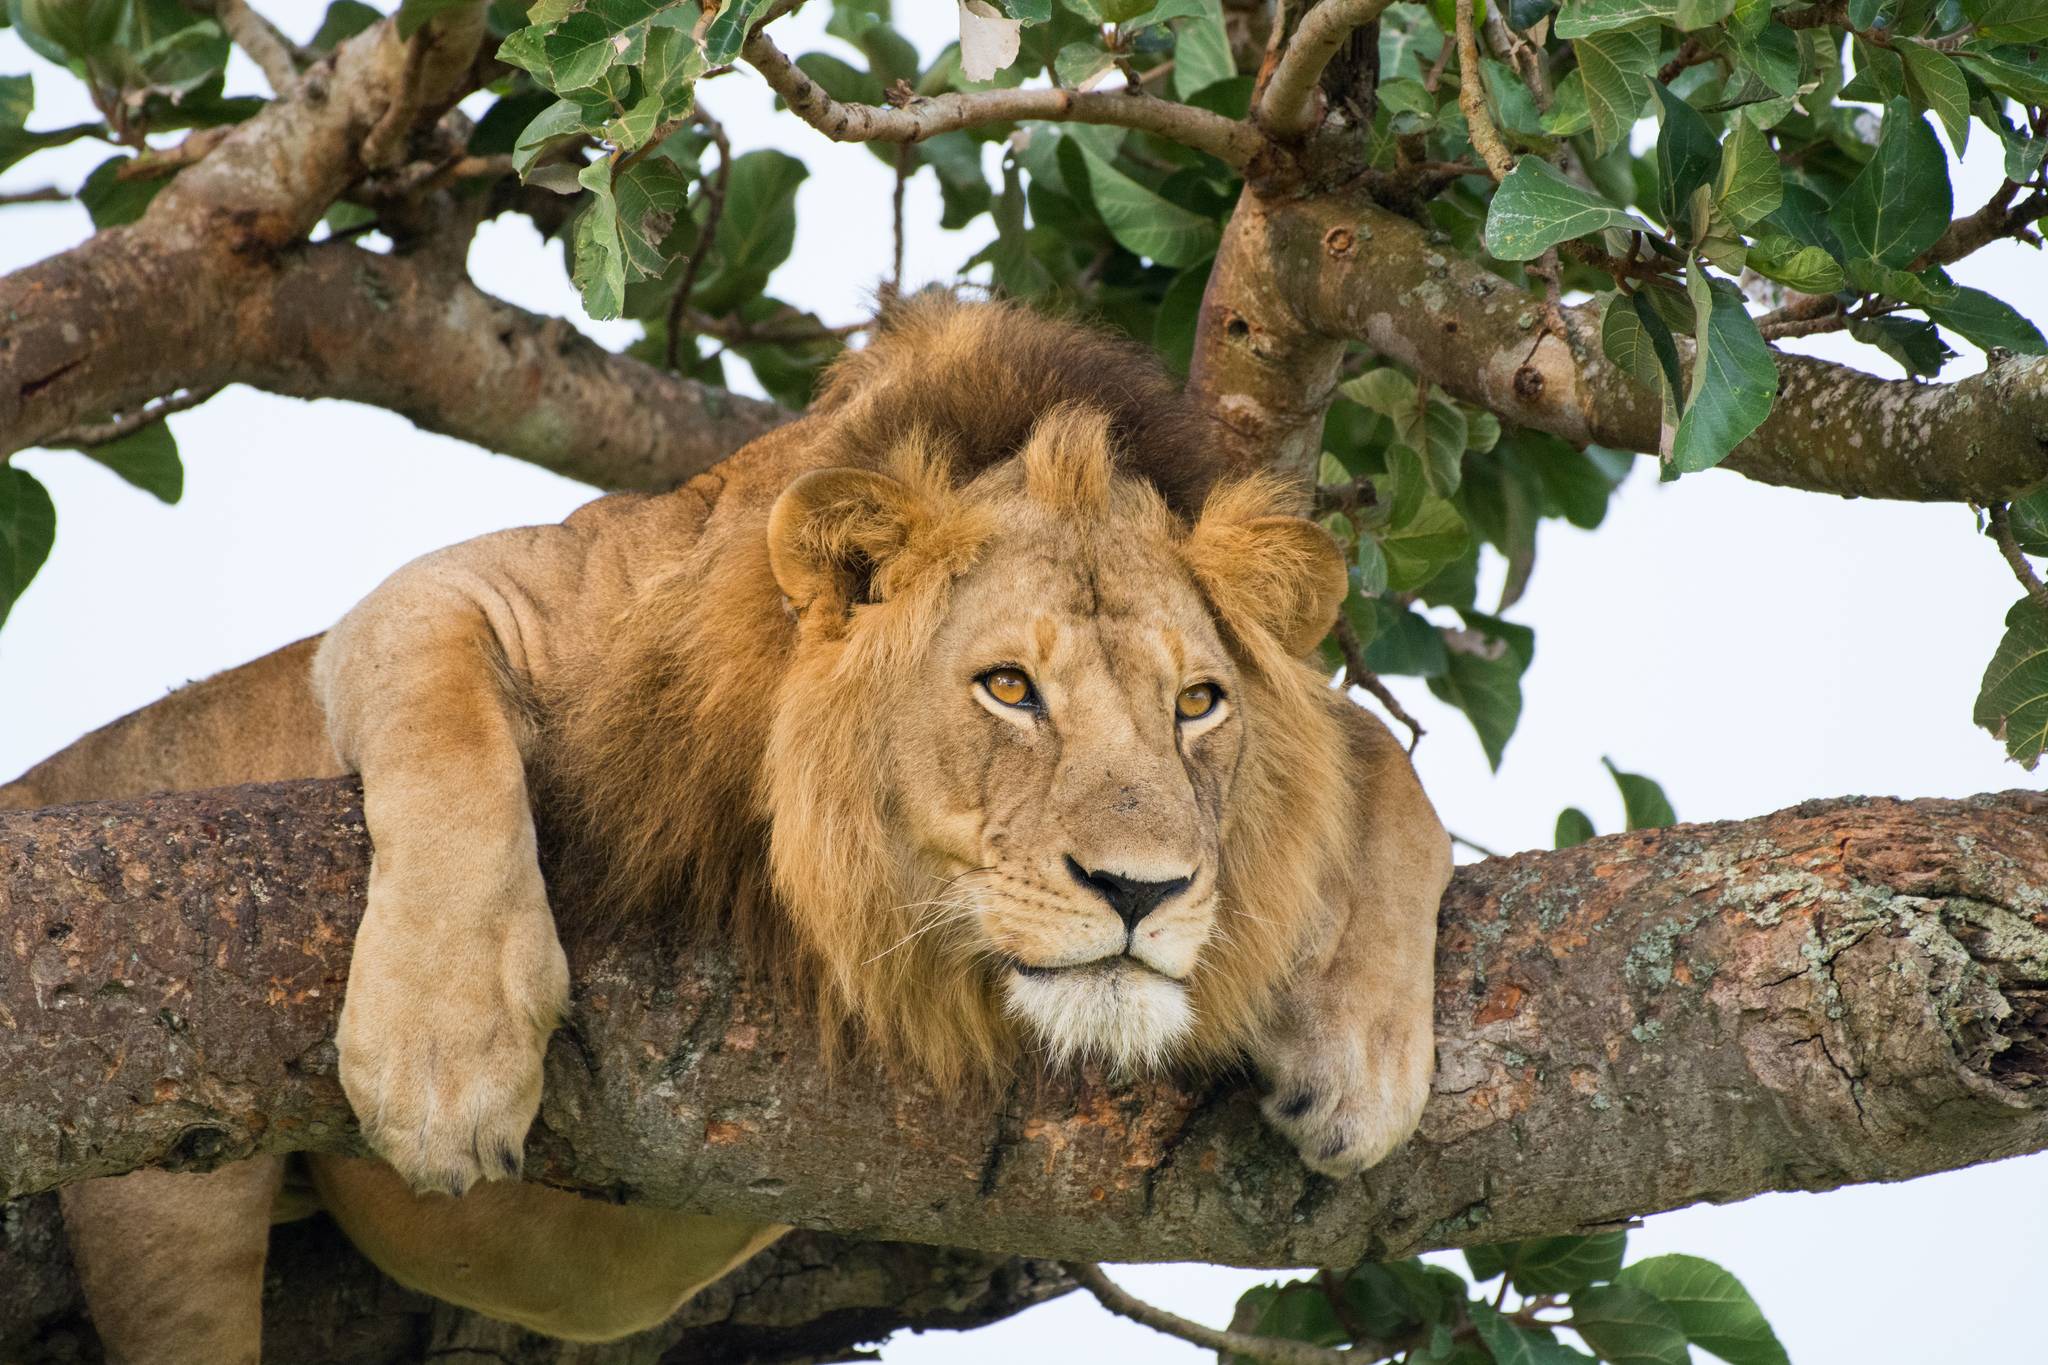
[744,28,1265,170]
[4,780,2045,1271]
[1255,0,1396,139]
[1192,191,2048,502]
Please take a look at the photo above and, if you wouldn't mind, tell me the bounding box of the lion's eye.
[1176,682,1222,721]
[981,668,1037,709]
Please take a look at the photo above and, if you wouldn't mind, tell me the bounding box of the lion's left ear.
[1183,513,1348,657]
[767,467,923,617]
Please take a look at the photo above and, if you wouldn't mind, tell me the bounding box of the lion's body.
[3,299,1450,1361]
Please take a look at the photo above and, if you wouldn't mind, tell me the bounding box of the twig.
[889,142,911,297]
[677,308,866,346]
[1988,502,2048,612]
[1063,1263,1358,1365]
[211,0,302,94]
[1256,0,1397,139]
[361,29,430,171]
[0,186,67,206]
[1333,614,1426,751]
[665,110,734,372]
[1918,186,2048,269]
[115,126,233,181]
[1454,0,1513,181]
[49,385,225,447]
[743,29,1264,170]
[1450,831,1502,859]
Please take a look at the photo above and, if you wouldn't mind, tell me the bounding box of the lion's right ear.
[767,467,922,618]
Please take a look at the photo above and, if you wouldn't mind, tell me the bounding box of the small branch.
[889,141,911,297]
[114,126,235,181]
[211,0,302,94]
[678,308,867,346]
[1454,0,1513,181]
[1919,187,2048,269]
[0,187,67,206]
[361,29,431,170]
[1063,1264,1356,1365]
[666,110,734,372]
[47,385,224,446]
[1988,502,2048,612]
[744,29,1264,170]
[1256,0,1396,139]
[1333,614,1425,750]
[1449,831,1502,859]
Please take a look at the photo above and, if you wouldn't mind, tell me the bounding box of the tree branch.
[1195,190,2048,502]
[744,28,1265,170]
[207,0,304,95]
[4,779,2045,1271]
[1255,0,1396,140]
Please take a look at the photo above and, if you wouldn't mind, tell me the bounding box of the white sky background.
[3,4,2046,1360]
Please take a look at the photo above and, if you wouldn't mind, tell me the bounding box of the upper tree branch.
[4,779,2044,1268]
[1193,190,2048,501]
[1255,0,1396,139]
[744,29,1265,170]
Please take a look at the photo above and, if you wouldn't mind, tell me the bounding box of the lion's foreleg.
[1252,704,1450,1176]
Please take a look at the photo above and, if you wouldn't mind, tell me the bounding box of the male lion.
[3,298,1451,1360]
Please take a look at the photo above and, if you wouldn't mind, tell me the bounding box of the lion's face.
[763,405,1350,1080]
[893,489,1247,1069]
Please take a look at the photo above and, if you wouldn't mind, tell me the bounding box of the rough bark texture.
[1187,190,2048,503]
[5,781,2045,1276]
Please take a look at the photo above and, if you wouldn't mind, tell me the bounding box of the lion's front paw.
[337,905,569,1196]
[1256,1029,1430,1179]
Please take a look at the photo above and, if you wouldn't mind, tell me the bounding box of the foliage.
[1,0,2045,760]
[1227,1232,1789,1365]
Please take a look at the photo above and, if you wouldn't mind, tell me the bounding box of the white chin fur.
[1003,964,1194,1073]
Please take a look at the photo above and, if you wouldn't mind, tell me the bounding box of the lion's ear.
[767,467,922,617]
[1184,513,1348,658]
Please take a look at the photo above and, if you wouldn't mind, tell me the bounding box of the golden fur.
[4,298,1449,1357]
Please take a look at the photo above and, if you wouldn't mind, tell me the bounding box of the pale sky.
[3,5,2045,1361]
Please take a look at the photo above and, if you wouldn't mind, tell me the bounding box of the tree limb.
[1194,190,2048,502]
[1255,0,1396,140]
[744,28,1265,170]
[4,779,2045,1270]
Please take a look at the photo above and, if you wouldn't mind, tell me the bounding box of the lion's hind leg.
[60,1156,285,1365]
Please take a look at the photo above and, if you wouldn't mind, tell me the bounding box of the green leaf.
[1653,84,1721,231]
[1570,1283,1691,1365]
[1899,41,1969,156]
[1229,1280,1348,1355]
[1470,1304,1597,1365]
[1553,0,1675,36]
[1073,138,1220,267]
[1365,600,1450,677]
[78,153,166,227]
[1603,757,1675,828]
[1466,1232,1627,1294]
[511,98,598,176]
[1976,598,2048,767]
[309,0,380,52]
[396,0,470,39]
[571,161,627,319]
[1713,116,1780,231]
[1556,807,1597,848]
[69,423,184,503]
[1829,97,1952,270]
[1616,1255,1788,1365]
[1381,493,1471,592]
[1171,0,1235,97]
[691,149,808,313]
[1963,0,2048,40]
[1428,610,1533,769]
[0,464,55,630]
[1744,233,1844,293]
[1602,290,1670,394]
[2009,484,2048,556]
[1574,24,1657,155]
[1482,156,1648,261]
[1850,314,1953,377]
[1924,287,2048,356]
[1054,39,1114,87]
[611,155,690,278]
[1671,279,1776,474]
[0,72,30,126]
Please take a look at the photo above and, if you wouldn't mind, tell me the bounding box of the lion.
[2,298,1451,1361]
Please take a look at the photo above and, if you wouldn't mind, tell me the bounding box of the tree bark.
[5,780,2045,1279]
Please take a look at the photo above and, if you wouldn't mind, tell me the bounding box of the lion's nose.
[1065,856,1193,929]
